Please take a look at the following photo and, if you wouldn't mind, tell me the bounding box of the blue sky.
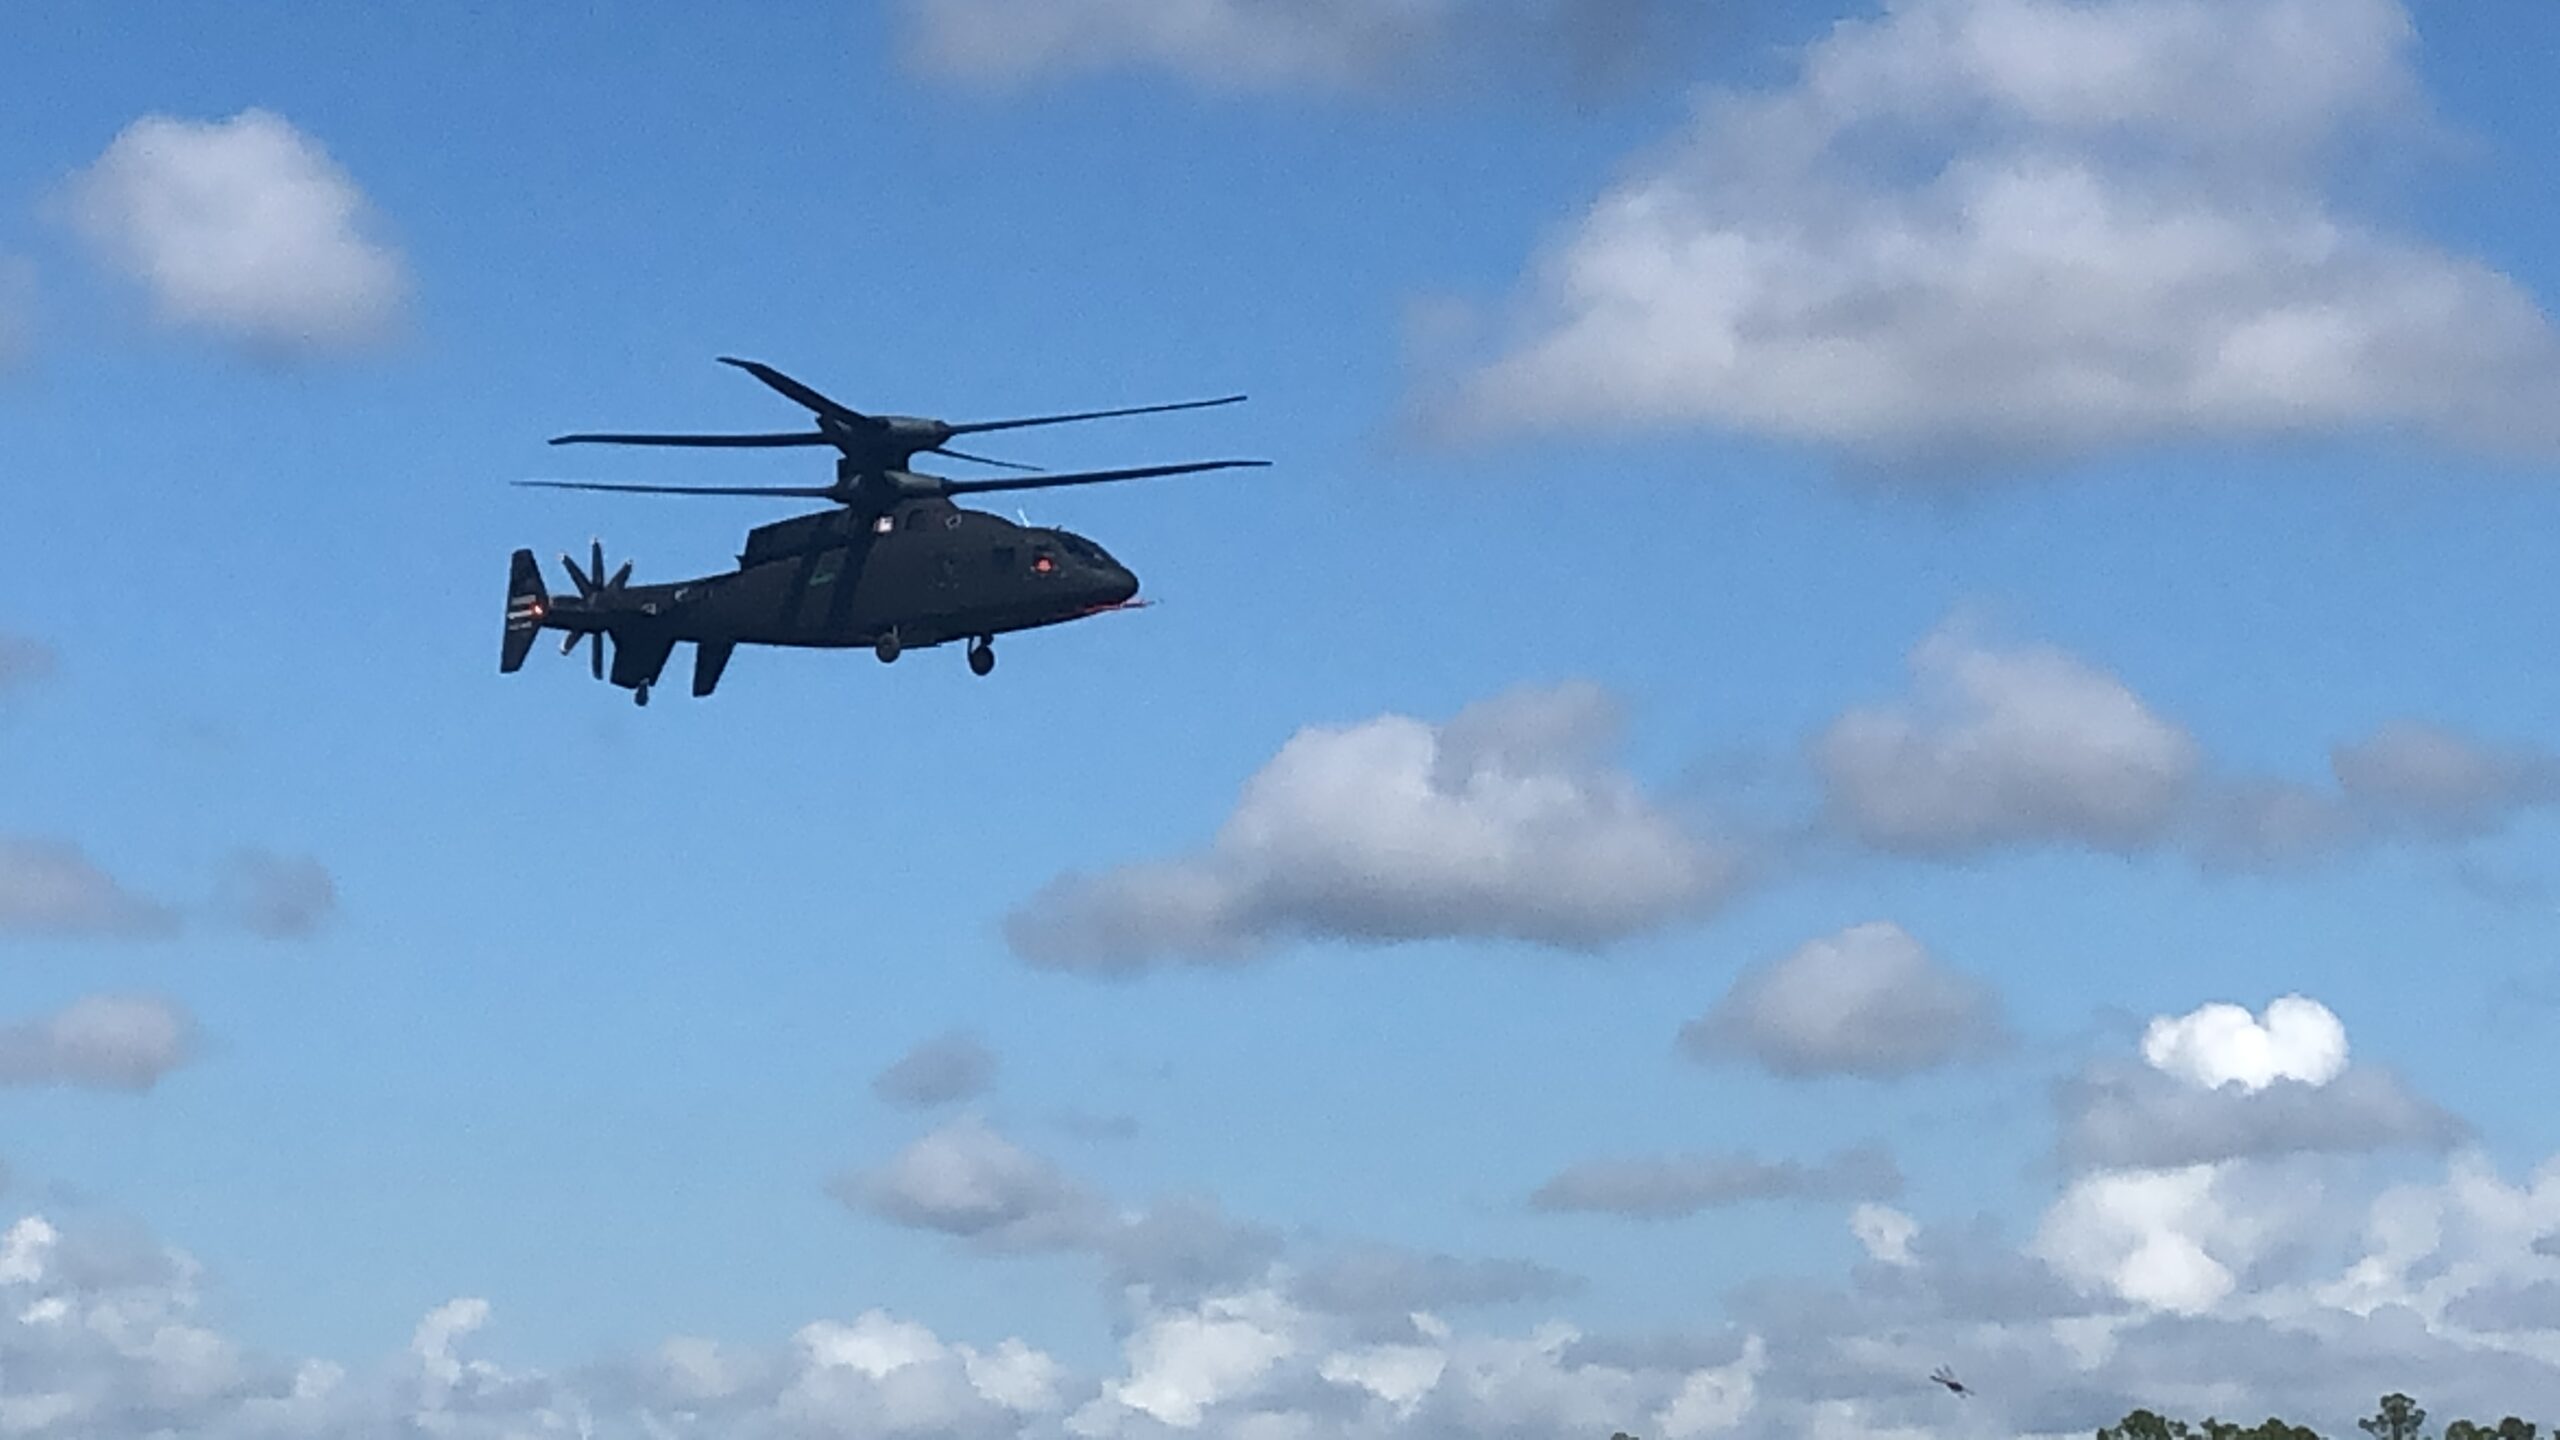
[5,2,2560,1435]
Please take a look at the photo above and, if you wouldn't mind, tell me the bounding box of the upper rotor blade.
[939,459,1271,496]
[515,480,841,498]
[931,446,1044,472]
[716,357,867,421]
[547,431,829,448]
[945,394,1247,437]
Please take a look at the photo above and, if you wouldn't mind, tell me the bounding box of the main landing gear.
[633,682,651,707]
[967,637,995,677]
[875,632,901,664]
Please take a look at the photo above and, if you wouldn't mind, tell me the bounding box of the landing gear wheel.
[633,683,651,707]
[968,639,995,677]
[874,633,901,664]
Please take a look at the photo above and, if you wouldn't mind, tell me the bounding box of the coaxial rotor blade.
[715,357,868,421]
[931,446,1043,472]
[938,459,1270,496]
[944,395,1245,437]
[547,431,829,448]
[516,480,842,499]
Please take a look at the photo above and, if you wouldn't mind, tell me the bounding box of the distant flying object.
[504,358,1266,704]
[1930,1365,1971,1397]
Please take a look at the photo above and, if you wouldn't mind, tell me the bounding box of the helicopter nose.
[1103,563,1139,605]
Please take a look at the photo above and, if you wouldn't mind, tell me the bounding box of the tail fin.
[501,549,546,673]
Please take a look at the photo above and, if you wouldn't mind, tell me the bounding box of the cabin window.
[991,546,1016,573]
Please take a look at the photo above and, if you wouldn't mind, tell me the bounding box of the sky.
[3,0,2560,1435]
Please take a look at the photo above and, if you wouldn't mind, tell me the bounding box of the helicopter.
[502,357,1267,705]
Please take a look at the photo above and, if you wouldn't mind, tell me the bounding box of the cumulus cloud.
[60,109,407,356]
[898,0,1711,98]
[1007,683,1747,972]
[1815,622,2200,855]
[871,1030,998,1110]
[1435,0,2560,471]
[2061,996,2464,1171]
[216,850,336,938]
[0,836,178,939]
[0,994,196,1092]
[1679,921,2007,1078]
[1530,1143,1901,1220]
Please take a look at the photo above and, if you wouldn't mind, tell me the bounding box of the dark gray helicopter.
[503,357,1266,705]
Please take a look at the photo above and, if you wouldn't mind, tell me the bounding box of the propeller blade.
[945,394,1246,437]
[591,540,605,595]
[607,560,633,590]
[931,446,1044,472]
[561,631,581,657]
[939,459,1271,496]
[562,551,596,595]
[547,431,829,448]
[716,357,868,421]
[589,632,604,681]
[517,480,841,499]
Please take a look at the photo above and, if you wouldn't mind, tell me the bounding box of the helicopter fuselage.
[508,499,1141,700]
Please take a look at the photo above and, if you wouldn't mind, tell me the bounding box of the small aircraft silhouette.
[1930,1365,1971,1397]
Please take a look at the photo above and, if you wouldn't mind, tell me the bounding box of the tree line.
[1606,1393,2551,1440]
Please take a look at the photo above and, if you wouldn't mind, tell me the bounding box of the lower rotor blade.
[939,459,1271,496]
[945,395,1247,436]
[516,480,841,499]
[932,446,1044,472]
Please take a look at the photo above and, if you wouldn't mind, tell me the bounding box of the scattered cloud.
[2332,721,2560,838]
[1679,921,2009,1078]
[2061,996,2463,1171]
[1432,0,2560,472]
[0,994,197,1092]
[1007,683,1747,972]
[897,0,1716,99]
[1289,1244,1583,1317]
[1530,1143,1902,1220]
[60,109,408,356]
[872,1030,999,1110]
[216,850,336,938]
[0,632,59,697]
[0,836,179,939]
[1814,620,2200,856]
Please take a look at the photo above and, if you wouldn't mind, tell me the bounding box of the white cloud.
[872,1030,1000,1110]
[2141,995,2347,1091]
[61,109,408,356]
[0,836,179,938]
[1814,622,2199,855]
[1849,1205,1918,1267]
[1435,0,2560,470]
[1679,921,2007,1078]
[1008,683,1747,971]
[0,994,196,1092]
[835,1116,1101,1250]
[2063,995,2462,1171]
[1530,1144,1902,1220]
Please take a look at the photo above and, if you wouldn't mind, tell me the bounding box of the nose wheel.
[967,638,995,677]
[875,632,901,664]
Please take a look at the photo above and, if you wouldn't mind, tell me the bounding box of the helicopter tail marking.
[501,548,546,674]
